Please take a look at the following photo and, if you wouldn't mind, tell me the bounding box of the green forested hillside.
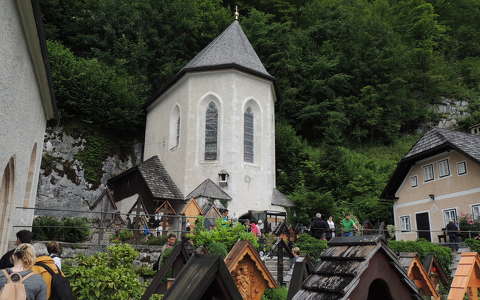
[40,0,480,224]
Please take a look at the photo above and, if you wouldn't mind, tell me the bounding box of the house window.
[473,204,480,220]
[400,216,411,232]
[205,102,218,160]
[443,209,458,226]
[410,176,418,187]
[423,164,434,182]
[438,159,450,178]
[244,107,254,163]
[457,161,467,175]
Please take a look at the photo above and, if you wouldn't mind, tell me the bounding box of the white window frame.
[472,204,480,221]
[443,208,458,227]
[457,161,467,176]
[438,159,450,178]
[423,164,434,182]
[400,215,411,232]
[410,175,418,188]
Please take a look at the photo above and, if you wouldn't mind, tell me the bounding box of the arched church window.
[244,107,254,163]
[176,115,180,147]
[205,102,218,160]
[169,105,180,149]
[0,157,15,250]
[23,143,37,208]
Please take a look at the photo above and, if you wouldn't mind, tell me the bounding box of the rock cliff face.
[35,126,142,218]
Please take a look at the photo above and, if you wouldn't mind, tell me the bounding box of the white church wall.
[145,69,284,217]
[185,70,278,217]
[0,0,48,250]
[145,77,190,194]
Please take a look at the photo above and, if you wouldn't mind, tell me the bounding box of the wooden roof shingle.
[292,235,422,300]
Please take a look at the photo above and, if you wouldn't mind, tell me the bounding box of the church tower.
[144,20,291,218]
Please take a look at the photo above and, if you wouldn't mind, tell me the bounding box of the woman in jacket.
[31,243,62,299]
[0,243,47,300]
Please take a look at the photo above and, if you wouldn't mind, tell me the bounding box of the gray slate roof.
[272,188,295,207]
[182,20,271,78]
[139,156,184,201]
[398,252,417,272]
[382,128,480,199]
[186,178,232,201]
[405,128,480,161]
[292,235,421,300]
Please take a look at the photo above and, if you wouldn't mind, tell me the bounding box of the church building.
[106,19,293,223]
[143,19,292,218]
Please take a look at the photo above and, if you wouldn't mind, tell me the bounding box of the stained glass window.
[244,107,254,163]
[205,102,218,160]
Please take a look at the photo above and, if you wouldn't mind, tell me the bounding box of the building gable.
[225,240,278,300]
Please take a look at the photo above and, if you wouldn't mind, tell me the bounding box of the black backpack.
[35,262,75,300]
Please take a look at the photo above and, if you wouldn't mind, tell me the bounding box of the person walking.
[327,216,335,240]
[446,220,460,251]
[250,221,261,237]
[0,243,47,300]
[341,214,358,237]
[31,243,63,300]
[0,230,33,269]
[311,213,328,240]
[46,242,61,271]
[153,234,177,270]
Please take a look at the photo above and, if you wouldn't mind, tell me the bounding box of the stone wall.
[34,126,142,218]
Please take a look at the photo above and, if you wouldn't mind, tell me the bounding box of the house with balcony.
[382,127,480,242]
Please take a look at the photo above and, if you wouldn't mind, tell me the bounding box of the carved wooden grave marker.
[225,240,278,300]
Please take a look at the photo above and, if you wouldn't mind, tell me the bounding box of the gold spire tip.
[234,5,239,20]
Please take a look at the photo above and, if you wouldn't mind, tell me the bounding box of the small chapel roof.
[108,155,184,202]
[186,178,232,201]
[164,254,242,300]
[182,20,272,79]
[137,156,184,200]
[293,235,422,300]
[272,188,295,207]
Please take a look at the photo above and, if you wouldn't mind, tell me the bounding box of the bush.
[206,242,228,258]
[33,216,90,243]
[111,229,134,243]
[388,240,452,274]
[145,235,167,246]
[61,217,91,243]
[465,239,480,252]
[32,216,62,241]
[64,244,145,300]
[294,234,328,263]
[262,287,288,300]
[190,217,258,253]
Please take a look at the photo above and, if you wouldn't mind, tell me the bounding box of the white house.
[0,0,57,251]
[143,20,292,218]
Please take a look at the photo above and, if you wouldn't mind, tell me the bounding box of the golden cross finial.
[234,5,239,20]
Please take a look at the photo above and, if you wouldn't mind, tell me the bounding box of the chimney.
[470,124,480,135]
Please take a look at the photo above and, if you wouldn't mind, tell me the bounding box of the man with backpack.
[31,243,74,300]
[0,230,33,269]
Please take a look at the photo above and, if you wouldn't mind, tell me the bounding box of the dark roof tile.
[186,178,232,201]
[293,235,421,300]
[183,21,271,78]
[272,189,295,207]
[139,156,184,200]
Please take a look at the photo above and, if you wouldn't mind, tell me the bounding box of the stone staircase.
[450,245,471,276]
[264,256,292,285]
